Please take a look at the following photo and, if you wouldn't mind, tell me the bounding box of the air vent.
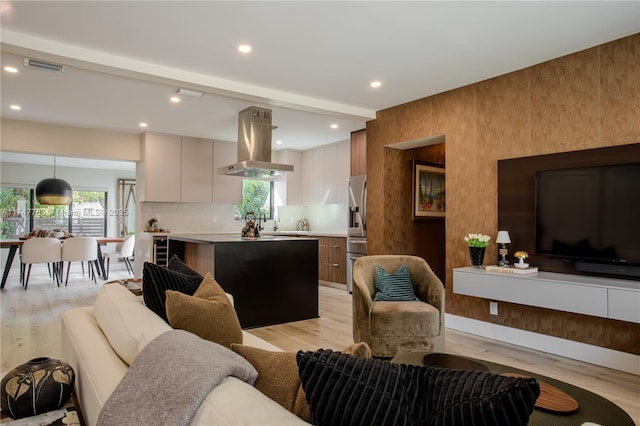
[24,58,65,72]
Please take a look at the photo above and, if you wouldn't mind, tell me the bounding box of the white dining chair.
[61,237,99,285]
[103,234,135,279]
[21,237,63,289]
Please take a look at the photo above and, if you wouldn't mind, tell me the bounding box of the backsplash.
[140,202,239,234]
[139,202,348,235]
[277,204,347,234]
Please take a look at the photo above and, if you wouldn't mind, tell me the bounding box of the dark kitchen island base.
[168,235,319,328]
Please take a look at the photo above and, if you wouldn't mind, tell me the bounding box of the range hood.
[217,106,294,178]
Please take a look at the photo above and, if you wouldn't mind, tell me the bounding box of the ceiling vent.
[24,58,65,72]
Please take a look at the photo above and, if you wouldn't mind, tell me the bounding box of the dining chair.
[21,237,63,289]
[61,237,99,285]
[103,235,135,279]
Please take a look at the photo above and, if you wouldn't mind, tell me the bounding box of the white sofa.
[61,283,308,426]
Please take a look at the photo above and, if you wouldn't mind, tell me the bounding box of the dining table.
[1,237,125,289]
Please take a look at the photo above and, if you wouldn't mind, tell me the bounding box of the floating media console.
[453,267,639,324]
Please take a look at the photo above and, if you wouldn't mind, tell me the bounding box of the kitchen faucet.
[256,212,266,237]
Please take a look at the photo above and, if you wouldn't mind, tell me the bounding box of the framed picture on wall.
[412,161,445,220]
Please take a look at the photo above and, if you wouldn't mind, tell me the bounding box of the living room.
[1,2,639,425]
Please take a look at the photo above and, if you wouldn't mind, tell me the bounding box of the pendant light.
[35,156,72,205]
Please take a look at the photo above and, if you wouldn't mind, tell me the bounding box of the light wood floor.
[1,263,638,424]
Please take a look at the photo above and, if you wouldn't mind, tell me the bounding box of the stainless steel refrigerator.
[347,175,367,292]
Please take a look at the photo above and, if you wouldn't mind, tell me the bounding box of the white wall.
[0,162,135,237]
[1,118,140,161]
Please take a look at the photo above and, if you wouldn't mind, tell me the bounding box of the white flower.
[464,233,491,247]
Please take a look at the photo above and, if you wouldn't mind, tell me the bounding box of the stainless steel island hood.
[217,106,294,178]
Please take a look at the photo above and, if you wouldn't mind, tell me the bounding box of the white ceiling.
[1,1,638,166]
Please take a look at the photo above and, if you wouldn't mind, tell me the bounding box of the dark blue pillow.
[373,263,418,301]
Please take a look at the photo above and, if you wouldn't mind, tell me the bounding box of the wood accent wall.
[350,129,367,176]
[366,34,640,354]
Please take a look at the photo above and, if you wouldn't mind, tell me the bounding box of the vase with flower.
[464,233,491,266]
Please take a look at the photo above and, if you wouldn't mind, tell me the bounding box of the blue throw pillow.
[373,264,419,301]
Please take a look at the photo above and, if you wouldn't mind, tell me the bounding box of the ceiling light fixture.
[330,124,338,129]
[35,156,72,205]
[238,44,252,53]
[177,88,202,98]
[10,105,21,110]
[4,66,18,73]
[370,81,382,88]
[24,58,64,72]
[170,96,181,103]
[275,140,283,145]
[139,122,148,128]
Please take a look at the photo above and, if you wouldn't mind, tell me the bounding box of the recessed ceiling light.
[139,122,148,128]
[170,96,181,103]
[10,105,21,110]
[330,124,338,129]
[238,44,252,53]
[370,81,382,88]
[275,140,283,145]
[4,66,18,73]
[177,88,202,98]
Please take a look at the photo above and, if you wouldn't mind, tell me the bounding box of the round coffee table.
[391,352,634,426]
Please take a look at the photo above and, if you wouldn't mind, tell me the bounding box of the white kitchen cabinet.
[302,149,314,205]
[325,142,349,205]
[212,141,241,204]
[181,136,213,203]
[142,132,182,202]
[142,132,217,203]
[302,140,350,205]
[274,150,303,205]
[312,147,325,204]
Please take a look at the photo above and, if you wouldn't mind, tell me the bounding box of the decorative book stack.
[485,265,538,275]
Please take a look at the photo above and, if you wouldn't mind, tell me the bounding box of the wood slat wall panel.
[366,34,640,354]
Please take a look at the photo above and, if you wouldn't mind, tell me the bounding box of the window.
[0,187,107,238]
[0,188,30,238]
[70,191,107,237]
[234,179,273,220]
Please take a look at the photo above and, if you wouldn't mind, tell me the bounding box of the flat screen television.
[535,163,640,278]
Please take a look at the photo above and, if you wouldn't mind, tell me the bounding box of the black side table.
[391,351,634,426]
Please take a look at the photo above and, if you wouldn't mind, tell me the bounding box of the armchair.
[352,255,445,357]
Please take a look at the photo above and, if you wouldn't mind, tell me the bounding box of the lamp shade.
[35,178,72,205]
[496,230,511,244]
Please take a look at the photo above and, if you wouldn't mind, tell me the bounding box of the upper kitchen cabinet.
[212,141,241,204]
[141,132,182,202]
[274,150,303,205]
[303,140,349,205]
[350,129,366,176]
[141,132,217,203]
[181,136,214,203]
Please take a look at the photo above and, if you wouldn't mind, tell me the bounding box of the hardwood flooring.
[1,262,638,424]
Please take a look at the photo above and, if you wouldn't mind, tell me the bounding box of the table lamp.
[496,231,511,266]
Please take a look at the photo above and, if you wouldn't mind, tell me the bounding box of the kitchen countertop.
[261,231,347,238]
[168,233,318,243]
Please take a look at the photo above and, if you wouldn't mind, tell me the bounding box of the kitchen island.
[167,233,319,328]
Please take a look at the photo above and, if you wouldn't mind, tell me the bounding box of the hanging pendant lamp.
[35,156,72,205]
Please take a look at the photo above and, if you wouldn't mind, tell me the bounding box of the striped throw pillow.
[167,254,204,278]
[297,349,540,426]
[373,263,418,301]
[142,261,203,323]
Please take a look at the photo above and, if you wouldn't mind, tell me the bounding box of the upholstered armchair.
[352,255,445,357]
